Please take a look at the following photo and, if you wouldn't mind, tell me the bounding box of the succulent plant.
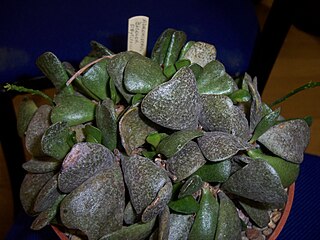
[10,28,314,240]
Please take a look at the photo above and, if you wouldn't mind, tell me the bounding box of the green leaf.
[188,186,219,240]
[151,28,175,65]
[163,64,176,78]
[239,199,270,228]
[84,125,102,144]
[131,93,145,105]
[163,30,187,68]
[189,63,203,80]
[82,59,109,100]
[175,59,191,70]
[168,195,199,214]
[41,122,72,160]
[108,77,122,104]
[146,132,168,148]
[157,129,203,158]
[250,108,281,143]
[197,60,238,95]
[178,41,195,60]
[16,97,38,137]
[228,89,251,103]
[178,175,203,199]
[51,95,96,126]
[192,160,231,183]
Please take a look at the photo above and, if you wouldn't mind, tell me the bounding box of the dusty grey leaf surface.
[168,214,194,240]
[141,67,200,130]
[183,41,216,67]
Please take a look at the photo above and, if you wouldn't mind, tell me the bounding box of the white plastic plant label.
[127,16,149,56]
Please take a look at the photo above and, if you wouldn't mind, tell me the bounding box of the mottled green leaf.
[163,30,187,68]
[151,28,175,65]
[192,159,231,183]
[17,97,38,137]
[239,199,270,228]
[182,41,216,67]
[178,175,203,199]
[157,129,203,158]
[168,214,194,240]
[84,125,102,144]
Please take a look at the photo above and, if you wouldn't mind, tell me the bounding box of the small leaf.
[175,59,191,70]
[192,160,231,183]
[188,186,219,240]
[22,157,61,173]
[239,200,270,228]
[84,125,102,144]
[228,89,251,103]
[178,175,203,199]
[131,93,145,105]
[41,121,72,160]
[157,129,203,158]
[163,64,176,79]
[168,195,199,214]
[182,41,216,67]
[146,132,168,149]
[250,108,281,143]
[163,30,187,68]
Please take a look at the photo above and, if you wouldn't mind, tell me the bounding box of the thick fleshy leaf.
[20,172,55,216]
[257,119,310,163]
[157,205,170,240]
[106,51,138,102]
[141,67,200,130]
[157,129,204,158]
[188,186,219,240]
[100,218,156,240]
[25,105,52,157]
[121,155,171,218]
[250,108,280,142]
[248,149,300,188]
[151,28,175,65]
[167,141,206,181]
[60,165,125,240]
[22,157,61,173]
[89,40,114,57]
[214,192,241,240]
[163,30,187,68]
[119,105,158,156]
[33,174,62,212]
[198,132,252,162]
[182,41,216,67]
[51,95,96,126]
[124,55,166,94]
[146,132,168,149]
[178,175,203,199]
[17,97,38,137]
[168,195,199,214]
[239,200,270,228]
[222,160,287,207]
[199,94,250,140]
[82,59,109,100]
[168,214,194,240]
[84,125,102,143]
[36,52,72,93]
[41,121,72,160]
[124,202,138,225]
[58,142,116,193]
[31,194,65,230]
[228,89,251,104]
[197,60,238,95]
[192,159,231,183]
[96,98,117,150]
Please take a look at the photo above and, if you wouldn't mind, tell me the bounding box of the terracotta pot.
[51,183,295,240]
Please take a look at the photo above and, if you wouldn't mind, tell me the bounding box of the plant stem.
[270,81,320,107]
[4,84,53,105]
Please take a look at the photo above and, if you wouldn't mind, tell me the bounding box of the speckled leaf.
[239,200,270,228]
[214,192,241,240]
[89,40,114,57]
[257,119,310,163]
[100,218,156,240]
[22,157,61,173]
[168,214,194,240]
[41,122,72,160]
[17,97,38,137]
[119,105,158,156]
[20,172,55,216]
[198,132,252,162]
[183,41,216,67]
[51,95,96,126]
[31,194,65,230]
[141,67,200,130]
[189,186,219,240]
[222,160,287,207]
[192,159,231,183]
[178,175,203,199]
[25,105,52,157]
[157,129,203,158]
[199,94,250,140]
[250,108,280,142]
[124,201,138,225]
[121,155,171,218]
[60,165,125,240]
[168,195,199,214]
[163,30,187,68]
[82,59,109,100]
[96,98,117,150]
[157,205,170,240]
[197,60,238,95]
[124,55,166,94]
[167,141,206,182]
[151,28,175,65]
[33,174,62,212]
[248,149,300,188]
[106,51,138,102]
[36,52,72,93]
[58,142,116,193]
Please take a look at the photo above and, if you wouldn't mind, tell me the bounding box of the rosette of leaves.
[11,28,313,240]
